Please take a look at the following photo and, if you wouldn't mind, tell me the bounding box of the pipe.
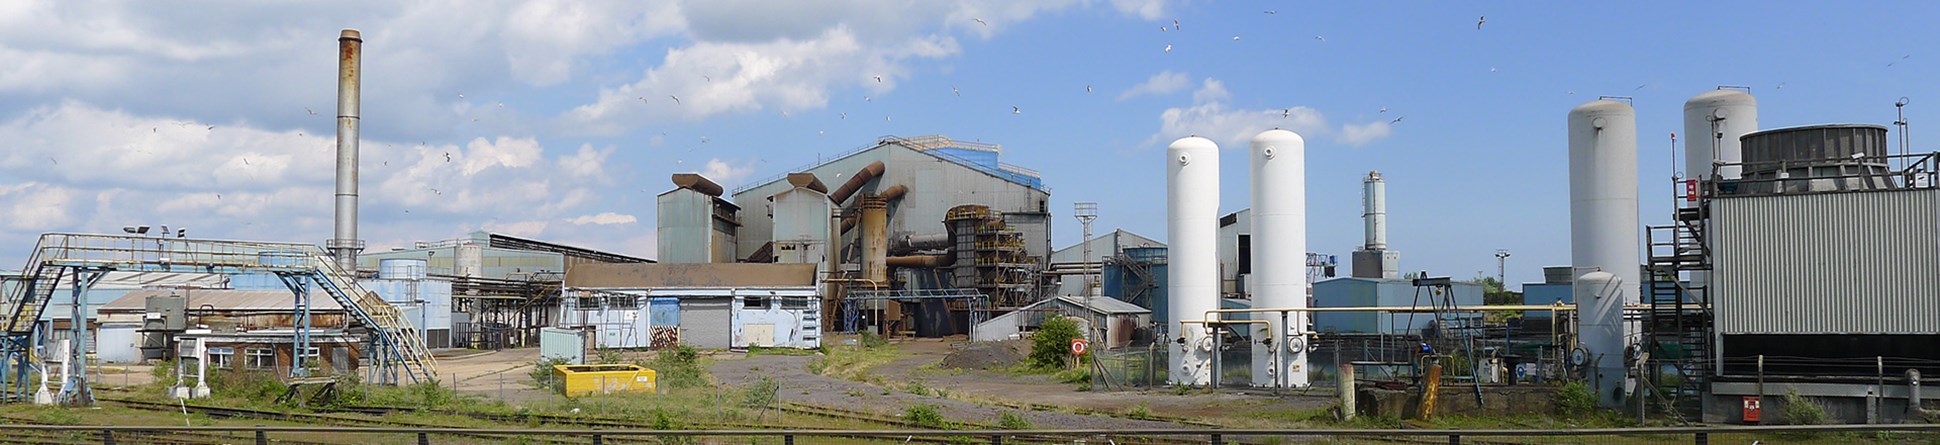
[671,173,725,197]
[1910,369,1936,418]
[860,196,888,283]
[892,232,950,253]
[829,161,886,205]
[886,254,953,268]
[785,173,828,194]
[877,184,908,202]
[329,29,365,272]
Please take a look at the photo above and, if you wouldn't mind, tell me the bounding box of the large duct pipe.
[830,161,887,205]
[839,183,908,234]
[892,232,950,254]
[1569,99,1639,409]
[1250,129,1308,388]
[1362,171,1387,250]
[329,29,365,272]
[785,173,828,194]
[886,254,954,268]
[1683,89,1758,183]
[1166,136,1219,386]
[860,196,889,283]
[1573,271,1625,408]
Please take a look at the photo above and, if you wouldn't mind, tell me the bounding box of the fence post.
[989,434,1002,445]
[1210,433,1223,445]
[1693,432,1708,445]
[255,429,267,445]
[99,430,115,445]
[417,432,429,445]
[784,434,794,445]
[592,434,603,445]
[1447,434,1460,445]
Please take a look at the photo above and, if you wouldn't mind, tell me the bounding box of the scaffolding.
[945,205,1039,307]
[0,233,438,404]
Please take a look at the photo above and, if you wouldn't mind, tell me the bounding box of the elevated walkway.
[0,233,436,404]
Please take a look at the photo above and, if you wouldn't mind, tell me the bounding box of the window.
[294,346,321,370]
[605,296,639,309]
[244,348,275,370]
[207,347,234,370]
[744,296,768,309]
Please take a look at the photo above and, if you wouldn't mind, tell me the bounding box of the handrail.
[10,424,1940,436]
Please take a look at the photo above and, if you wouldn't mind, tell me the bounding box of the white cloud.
[701,158,755,187]
[569,212,639,226]
[0,182,76,230]
[1339,121,1394,146]
[1119,70,1190,101]
[1154,78,1394,149]
[1109,0,1171,20]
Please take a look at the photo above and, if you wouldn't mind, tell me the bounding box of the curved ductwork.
[886,254,954,268]
[829,161,886,205]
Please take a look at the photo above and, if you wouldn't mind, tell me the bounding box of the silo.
[1573,271,1626,408]
[1683,89,1758,182]
[1166,136,1219,386]
[1568,99,1639,408]
[1249,129,1308,388]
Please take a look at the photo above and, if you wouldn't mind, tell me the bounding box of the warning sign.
[1070,338,1088,355]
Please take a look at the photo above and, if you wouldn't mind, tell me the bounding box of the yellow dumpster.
[551,364,657,397]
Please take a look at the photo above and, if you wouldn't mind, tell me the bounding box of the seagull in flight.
[1391,116,1406,124]
[637,96,649,104]
[952,86,960,96]
[1232,35,1241,41]
[305,107,317,116]
[1888,55,1911,67]
[1379,107,1389,113]
[669,95,681,104]
[457,93,465,99]
[1282,108,1291,118]
[1264,10,1277,14]
[1163,44,1172,53]
[973,18,987,26]
[840,112,847,119]
[1086,85,1093,93]
[1012,106,1021,115]
[874,75,883,83]
[444,152,452,162]
[1314,35,1326,42]
[1172,19,1180,31]
[1635,83,1649,90]
[1477,16,1486,29]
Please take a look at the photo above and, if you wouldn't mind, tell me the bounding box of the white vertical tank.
[1568,99,1639,408]
[1166,136,1220,386]
[1683,89,1758,182]
[1573,271,1626,408]
[1249,129,1308,388]
[1362,171,1387,250]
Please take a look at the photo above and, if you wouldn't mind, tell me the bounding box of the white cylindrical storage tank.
[1362,171,1386,250]
[1166,136,1220,386]
[1568,99,1639,408]
[1572,271,1626,408]
[379,258,429,280]
[1250,129,1308,388]
[1683,89,1758,183]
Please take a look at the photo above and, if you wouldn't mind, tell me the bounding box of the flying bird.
[1314,35,1325,42]
[47,157,56,165]
[1160,26,1167,32]
[444,152,452,162]
[1635,83,1649,90]
[1086,85,1093,93]
[1282,108,1291,118]
[1232,35,1241,41]
[1888,55,1911,67]
[496,102,504,108]
[1163,44,1172,53]
[1172,19,1180,31]
[206,125,215,130]
[1477,16,1486,29]
[840,112,847,119]
[1490,66,1498,73]
[1379,107,1389,113]
[637,96,649,104]
[457,93,465,99]
[1775,82,1787,90]
[305,107,317,116]
[1264,10,1277,14]
[951,85,960,96]
[1391,116,1406,124]
[702,75,712,82]
[431,188,441,195]
[874,75,883,83]
[973,18,987,26]
[1012,106,1021,115]
[669,95,681,104]
[864,96,872,102]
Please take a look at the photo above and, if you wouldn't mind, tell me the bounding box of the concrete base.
[169,384,210,399]
[32,385,52,405]
[1706,380,1936,424]
[1358,385,1560,419]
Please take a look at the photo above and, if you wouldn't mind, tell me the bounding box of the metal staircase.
[0,233,437,400]
[1644,204,1714,421]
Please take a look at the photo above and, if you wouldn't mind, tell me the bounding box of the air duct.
[328,29,365,272]
[1250,129,1308,388]
[830,161,887,205]
[671,173,726,196]
[1166,136,1219,386]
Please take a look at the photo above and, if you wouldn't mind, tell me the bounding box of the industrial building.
[557,263,820,350]
[974,295,1151,349]
[1310,278,1484,335]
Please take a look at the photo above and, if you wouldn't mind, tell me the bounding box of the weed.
[595,348,628,364]
[1554,380,1598,415]
[151,359,178,385]
[741,376,780,409]
[858,331,888,348]
[1172,384,1195,396]
[904,403,949,428]
[845,389,865,397]
[1780,389,1830,426]
[528,356,572,392]
[33,408,80,425]
[1052,367,1092,391]
[1126,402,1153,420]
[904,381,932,396]
[644,346,709,389]
[996,411,1032,429]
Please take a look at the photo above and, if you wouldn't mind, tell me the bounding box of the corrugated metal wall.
[657,189,716,263]
[1713,189,1940,335]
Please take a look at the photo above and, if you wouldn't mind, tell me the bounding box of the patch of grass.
[740,376,780,409]
[33,408,81,424]
[809,343,903,381]
[903,403,949,429]
[595,348,628,365]
[642,346,710,389]
[1051,367,1092,391]
[1125,402,1153,420]
[528,356,573,392]
[845,388,865,397]
[1780,388,1830,426]
[746,347,818,357]
[1554,380,1598,415]
[996,411,1032,429]
[858,331,888,348]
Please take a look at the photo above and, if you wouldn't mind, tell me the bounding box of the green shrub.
[151,359,178,385]
[208,370,290,404]
[528,357,572,392]
[740,376,779,409]
[1126,402,1153,420]
[1780,389,1829,426]
[858,331,888,348]
[1555,380,1598,415]
[595,348,627,364]
[1027,316,1085,371]
[997,411,1032,429]
[644,345,708,389]
[904,403,949,428]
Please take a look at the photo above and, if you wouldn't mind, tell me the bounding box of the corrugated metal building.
[730,135,1051,265]
[658,184,741,264]
[560,263,822,350]
[1047,229,1164,297]
[1311,277,1484,334]
[1217,209,1253,298]
[973,295,1151,349]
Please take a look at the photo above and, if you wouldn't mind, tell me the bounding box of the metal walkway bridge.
[0,233,437,405]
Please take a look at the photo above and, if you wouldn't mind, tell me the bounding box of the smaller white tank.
[1683,89,1759,182]
[379,258,429,280]
[1573,271,1626,408]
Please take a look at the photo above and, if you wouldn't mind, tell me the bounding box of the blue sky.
[0,1,1934,288]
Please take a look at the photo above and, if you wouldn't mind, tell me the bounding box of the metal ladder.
[1644,204,1714,421]
[302,253,437,384]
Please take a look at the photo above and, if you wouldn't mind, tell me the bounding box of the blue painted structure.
[1312,277,1485,334]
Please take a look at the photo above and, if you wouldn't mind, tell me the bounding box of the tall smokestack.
[1362,171,1387,250]
[329,29,364,272]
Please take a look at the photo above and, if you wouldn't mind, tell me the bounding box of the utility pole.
[1493,249,1512,290]
[1074,202,1099,341]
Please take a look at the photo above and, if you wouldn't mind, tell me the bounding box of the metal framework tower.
[1073,202,1098,337]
